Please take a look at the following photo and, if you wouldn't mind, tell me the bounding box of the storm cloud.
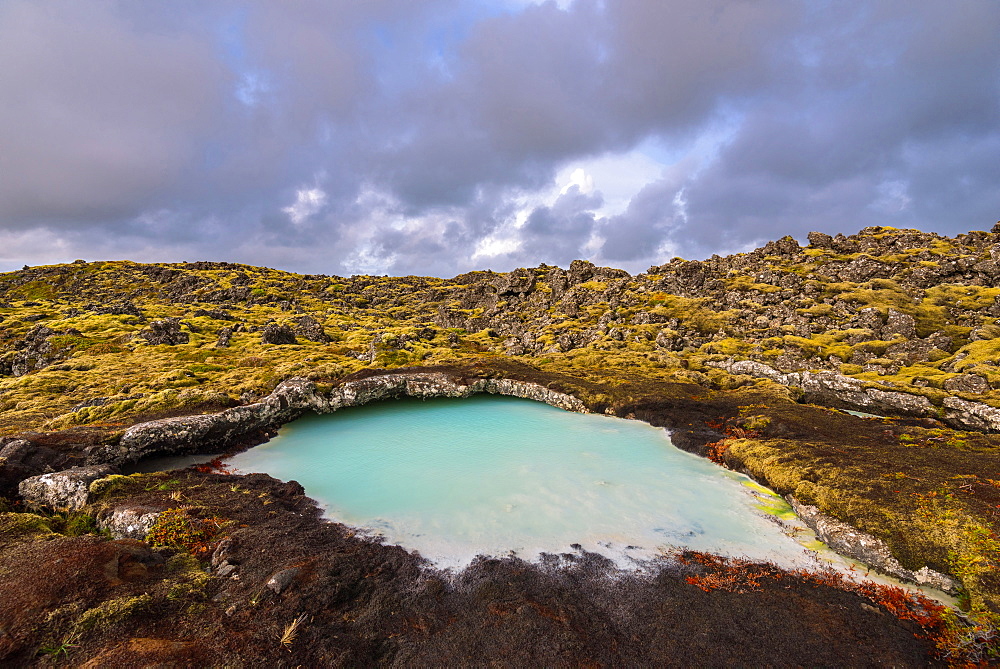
[1,0,997,275]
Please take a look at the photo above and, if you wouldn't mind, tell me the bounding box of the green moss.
[7,280,57,300]
[88,474,135,498]
[74,594,152,633]
[0,512,55,538]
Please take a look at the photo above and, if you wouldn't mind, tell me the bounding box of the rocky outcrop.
[709,359,935,418]
[1,325,81,377]
[18,464,118,511]
[710,357,1000,432]
[941,397,1000,432]
[140,318,189,346]
[87,301,145,319]
[788,497,960,595]
[261,323,297,345]
[88,372,588,467]
[292,315,331,343]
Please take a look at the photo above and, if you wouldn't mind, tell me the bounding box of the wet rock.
[261,323,297,345]
[19,464,118,511]
[97,504,165,539]
[139,318,189,346]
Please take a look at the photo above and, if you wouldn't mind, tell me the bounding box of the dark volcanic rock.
[261,323,297,345]
[87,300,145,319]
[291,315,330,343]
[215,326,235,348]
[0,437,70,497]
[193,308,234,320]
[5,325,82,377]
[139,318,189,346]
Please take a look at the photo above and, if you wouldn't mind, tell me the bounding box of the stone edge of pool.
[31,365,956,598]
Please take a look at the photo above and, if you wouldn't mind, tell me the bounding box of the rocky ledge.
[87,370,587,467]
[787,497,960,595]
[710,357,1000,432]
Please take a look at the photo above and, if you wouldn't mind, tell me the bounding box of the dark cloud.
[0,1,228,224]
[1,0,998,274]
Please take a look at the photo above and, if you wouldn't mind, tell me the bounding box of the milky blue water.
[226,395,821,568]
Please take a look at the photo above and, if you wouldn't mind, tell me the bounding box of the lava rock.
[19,464,118,511]
[292,315,330,343]
[943,373,990,394]
[261,323,297,345]
[97,504,165,539]
[140,318,189,346]
[266,567,300,594]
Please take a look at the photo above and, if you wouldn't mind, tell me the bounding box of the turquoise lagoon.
[225,395,833,570]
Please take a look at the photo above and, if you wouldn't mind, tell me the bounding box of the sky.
[1,0,998,277]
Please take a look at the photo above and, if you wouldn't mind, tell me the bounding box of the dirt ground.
[1,470,943,667]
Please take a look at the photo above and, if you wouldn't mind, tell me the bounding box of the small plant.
[145,508,224,555]
[38,633,79,658]
[279,613,309,650]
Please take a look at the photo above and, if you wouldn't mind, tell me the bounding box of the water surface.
[226,395,827,569]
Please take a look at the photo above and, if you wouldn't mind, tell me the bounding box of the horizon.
[5,222,996,279]
[2,1,998,276]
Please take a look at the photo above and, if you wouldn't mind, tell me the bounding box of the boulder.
[292,315,331,343]
[140,318,189,346]
[261,323,297,345]
[266,567,300,594]
[19,464,118,511]
[97,504,165,539]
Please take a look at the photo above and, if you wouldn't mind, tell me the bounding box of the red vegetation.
[672,550,998,665]
[192,457,233,474]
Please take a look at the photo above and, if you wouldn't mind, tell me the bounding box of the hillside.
[3,225,1000,435]
[2,225,1000,664]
